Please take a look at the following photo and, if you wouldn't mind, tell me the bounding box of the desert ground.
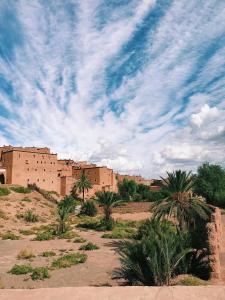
[0,189,152,289]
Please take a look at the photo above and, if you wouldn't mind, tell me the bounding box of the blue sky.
[0,0,225,177]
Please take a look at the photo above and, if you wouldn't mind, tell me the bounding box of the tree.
[114,219,191,286]
[96,191,122,230]
[152,170,212,231]
[57,205,70,234]
[75,174,92,203]
[194,162,225,208]
[118,179,137,201]
[58,195,77,212]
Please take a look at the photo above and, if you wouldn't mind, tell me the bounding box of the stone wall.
[207,207,222,280]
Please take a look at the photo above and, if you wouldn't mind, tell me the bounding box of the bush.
[57,230,78,239]
[2,231,20,240]
[21,198,32,202]
[31,267,50,281]
[41,251,56,257]
[51,252,87,269]
[19,229,35,236]
[17,248,35,259]
[9,264,33,275]
[0,187,10,196]
[102,227,136,239]
[35,231,54,241]
[79,242,99,250]
[10,186,31,194]
[80,201,97,217]
[0,209,8,220]
[24,210,39,222]
[114,220,191,286]
[175,275,208,286]
[73,237,87,243]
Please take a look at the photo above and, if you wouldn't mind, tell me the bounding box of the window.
[25,160,29,164]
[52,181,53,184]
[27,179,29,182]
[33,155,35,158]
[35,169,37,171]
[37,161,39,163]
[44,169,46,171]
[27,168,29,171]
[43,179,45,182]
[37,179,39,182]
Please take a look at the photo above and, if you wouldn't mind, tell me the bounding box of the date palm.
[75,174,92,203]
[152,170,212,230]
[96,191,122,229]
[57,205,70,234]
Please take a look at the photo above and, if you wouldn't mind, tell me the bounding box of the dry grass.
[17,247,36,260]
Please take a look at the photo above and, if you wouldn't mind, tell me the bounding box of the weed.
[175,275,208,286]
[31,267,50,281]
[41,251,56,257]
[10,186,31,194]
[17,248,35,260]
[21,198,32,202]
[0,187,10,196]
[1,231,20,240]
[79,242,99,251]
[9,264,33,275]
[34,231,54,241]
[51,252,87,269]
[19,229,35,236]
[0,209,8,220]
[24,210,39,222]
[73,237,87,243]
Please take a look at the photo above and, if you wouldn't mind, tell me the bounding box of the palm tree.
[57,205,70,234]
[75,174,92,203]
[152,170,212,231]
[96,191,122,230]
[114,219,191,286]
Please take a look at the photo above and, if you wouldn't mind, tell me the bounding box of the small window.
[44,169,46,171]
[27,179,29,182]
[37,161,38,163]
[33,155,35,158]
[25,160,29,164]
[37,179,39,182]
[35,169,37,171]
[52,181,53,183]
[27,168,29,171]
[41,161,42,164]
[43,179,45,182]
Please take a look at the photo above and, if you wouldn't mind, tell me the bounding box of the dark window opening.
[0,174,5,184]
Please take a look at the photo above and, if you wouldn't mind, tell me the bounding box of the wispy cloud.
[0,0,225,177]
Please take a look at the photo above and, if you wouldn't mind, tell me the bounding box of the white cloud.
[190,104,220,128]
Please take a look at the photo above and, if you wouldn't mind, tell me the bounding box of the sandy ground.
[0,286,225,300]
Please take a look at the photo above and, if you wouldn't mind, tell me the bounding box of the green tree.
[194,162,225,207]
[96,191,122,230]
[152,170,212,230]
[58,195,77,212]
[114,219,191,286]
[118,179,137,201]
[57,205,70,234]
[75,174,92,203]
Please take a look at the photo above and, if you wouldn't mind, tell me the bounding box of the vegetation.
[19,229,35,236]
[118,179,137,201]
[51,252,87,269]
[10,186,31,194]
[0,209,8,220]
[74,174,92,202]
[17,248,35,260]
[152,170,212,230]
[34,231,54,241]
[0,187,10,196]
[9,264,33,275]
[1,231,20,240]
[114,220,191,286]
[80,200,97,216]
[96,191,122,230]
[194,162,225,208]
[41,251,56,257]
[79,242,99,250]
[175,275,208,286]
[58,195,77,212]
[56,205,70,234]
[21,197,32,202]
[31,267,50,281]
[73,237,87,243]
[23,210,39,222]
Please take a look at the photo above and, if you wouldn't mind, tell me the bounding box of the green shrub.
[31,267,50,281]
[24,210,39,222]
[80,201,97,216]
[35,231,54,241]
[102,227,136,239]
[0,187,10,196]
[57,230,78,240]
[41,251,56,257]
[79,242,99,250]
[176,275,208,286]
[10,186,31,194]
[114,220,191,286]
[51,252,87,269]
[2,231,20,240]
[77,218,104,231]
[9,264,33,275]
[73,237,87,243]
[21,198,32,202]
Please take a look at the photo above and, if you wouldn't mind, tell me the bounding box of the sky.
[0,0,225,178]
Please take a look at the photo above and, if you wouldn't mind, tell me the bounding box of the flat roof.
[1,149,57,156]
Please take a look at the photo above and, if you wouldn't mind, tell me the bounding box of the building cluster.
[0,146,152,198]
